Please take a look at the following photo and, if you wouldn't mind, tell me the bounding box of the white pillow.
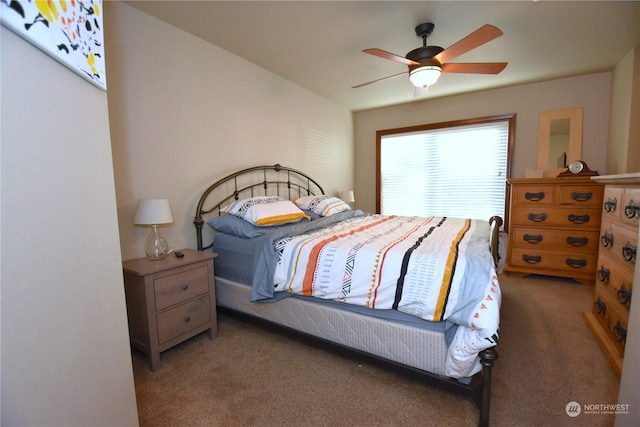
[295,195,351,217]
[225,196,310,226]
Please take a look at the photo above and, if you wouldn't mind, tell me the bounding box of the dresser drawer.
[154,264,210,310]
[509,247,598,274]
[621,187,640,228]
[512,185,555,206]
[557,185,603,207]
[157,295,211,344]
[602,187,624,220]
[598,221,638,270]
[591,284,628,356]
[596,251,634,312]
[511,207,601,230]
[510,227,599,252]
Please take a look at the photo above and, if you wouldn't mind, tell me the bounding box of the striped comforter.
[272,214,501,377]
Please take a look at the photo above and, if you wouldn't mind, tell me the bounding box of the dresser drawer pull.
[613,321,627,345]
[525,191,545,201]
[522,254,541,264]
[600,231,614,247]
[594,297,607,315]
[568,214,590,224]
[182,284,189,291]
[565,258,587,268]
[523,234,543,243]
[617,284,632,306]
[571,192,593,202]
[184,316,191,323]
[604,197,617,213]
[622,242,637,262]
[624,200,640,219]
[597,265,610,283]
[527,213,547,222]
[566,236,588,246]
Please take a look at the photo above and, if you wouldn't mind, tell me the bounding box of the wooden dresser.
[583,174,640,375]
[504,177,604,281]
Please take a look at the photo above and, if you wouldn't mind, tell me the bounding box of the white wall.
[608,47,640,174]
[104,3,354,261]
[353,73,611,213]
[0,27,138,425]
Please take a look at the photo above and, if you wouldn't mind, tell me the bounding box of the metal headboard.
[194,164,325,250]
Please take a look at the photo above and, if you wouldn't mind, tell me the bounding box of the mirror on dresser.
[537,107,583,177]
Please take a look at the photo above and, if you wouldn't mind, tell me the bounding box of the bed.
[194,164,502,426]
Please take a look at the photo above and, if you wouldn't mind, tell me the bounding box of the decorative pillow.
[295,195,351,217]
[225,196,310,226]
[207,214,266,238]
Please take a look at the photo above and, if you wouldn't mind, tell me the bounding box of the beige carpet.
[131,273,620,426]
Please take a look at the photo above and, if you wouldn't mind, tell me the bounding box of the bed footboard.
[489,215,503,268]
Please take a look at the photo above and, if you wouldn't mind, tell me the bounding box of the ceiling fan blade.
[362,48,420,66]
[352,71,408,89]
[434,24,503,65]
[441,62,508,74]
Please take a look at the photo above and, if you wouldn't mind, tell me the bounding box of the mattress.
[212,232,457,336]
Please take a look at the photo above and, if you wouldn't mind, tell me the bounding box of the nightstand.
[122,249,217,371]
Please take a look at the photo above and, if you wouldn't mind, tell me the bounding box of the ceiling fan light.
[409,65,441,87]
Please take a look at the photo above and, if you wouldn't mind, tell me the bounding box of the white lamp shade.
[340,190,355,203]
[134,199,174,226]
[409,66,441,87]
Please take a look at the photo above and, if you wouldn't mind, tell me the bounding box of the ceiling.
[125,1,640,112]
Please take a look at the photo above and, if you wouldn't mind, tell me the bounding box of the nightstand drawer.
[154,265,209,310]
[157,295,211,344]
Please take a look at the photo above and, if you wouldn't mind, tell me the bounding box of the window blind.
[380,120,509,222]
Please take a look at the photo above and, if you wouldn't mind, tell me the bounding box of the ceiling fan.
[353,23,507,91]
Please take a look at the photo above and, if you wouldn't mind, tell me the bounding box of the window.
[377,114,514,228]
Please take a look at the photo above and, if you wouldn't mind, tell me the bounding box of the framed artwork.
[1,0,106,90]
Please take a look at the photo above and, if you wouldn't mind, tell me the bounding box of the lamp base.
[145,226,169,261]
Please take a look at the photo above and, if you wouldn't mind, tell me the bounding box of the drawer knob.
[184,316,191,323]
[565,258,587,269]
[523,234,543,243]
[604,197,617,213]
[182,284,189,291]
[617,284,632,307]
[527,213,547,223]
[568,214,590,224]
[567,236,588,247]
[622,242,637,262]
[594,297,607,315]
[525,191,545,201]
[600,231,614,248]
[522,254,541,264]
[597,265,610,283]
[571,192,593,202]
[613,321,627,345]
[624,200,640,219]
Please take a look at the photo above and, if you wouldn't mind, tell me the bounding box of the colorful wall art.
[1,0,106,90]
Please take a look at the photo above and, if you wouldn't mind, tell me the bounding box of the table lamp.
[134,199,174,260]
[339,190,355,205]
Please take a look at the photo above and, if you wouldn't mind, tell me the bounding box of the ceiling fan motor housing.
[407,22,444,69]
[406,46,444,70]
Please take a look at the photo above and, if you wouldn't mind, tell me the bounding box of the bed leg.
[478,347,499,427]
